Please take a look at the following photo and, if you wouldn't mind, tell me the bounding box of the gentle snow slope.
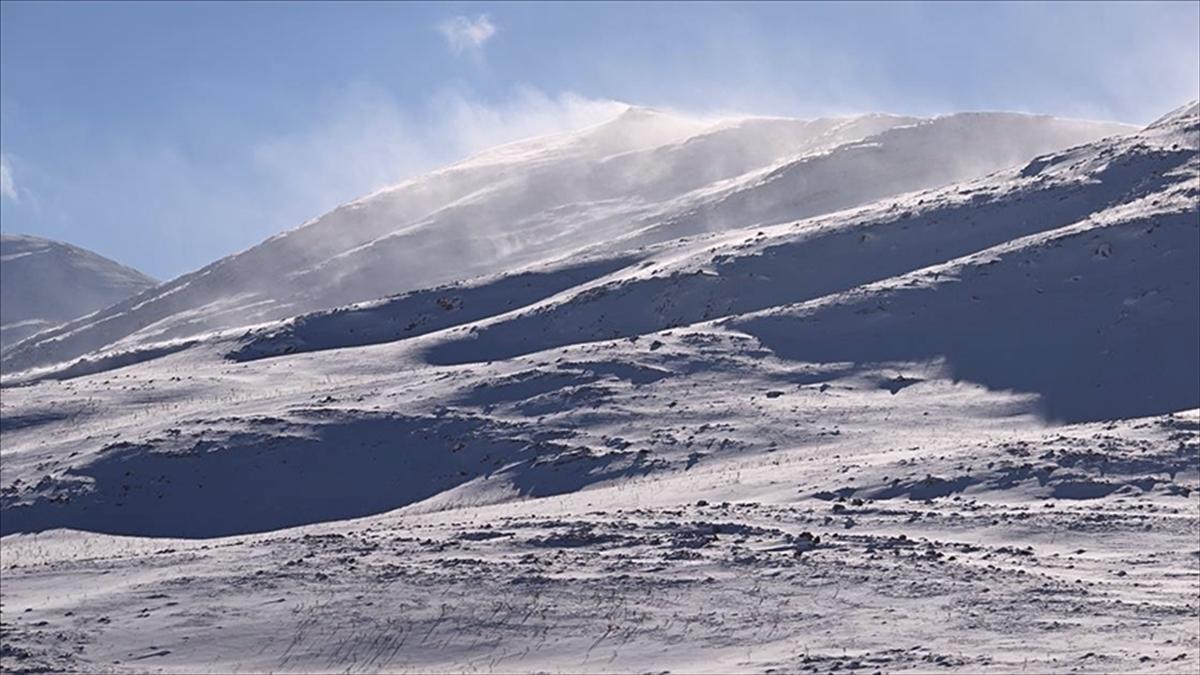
[0,109,1130,374]
[0,234,156,351]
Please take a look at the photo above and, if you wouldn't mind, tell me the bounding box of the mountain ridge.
[0,109,1133,375]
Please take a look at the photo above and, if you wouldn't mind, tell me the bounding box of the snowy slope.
[0,109,1130,375]
[204,101,1194,424]
[1,104,1190,526]
[0,103,1196,675]
[0,234,157,351]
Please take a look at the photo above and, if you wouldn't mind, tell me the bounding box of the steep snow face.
[0,108,1132,374]
[0,234,157,351]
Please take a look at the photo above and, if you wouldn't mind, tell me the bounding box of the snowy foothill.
[0,101,1197,673]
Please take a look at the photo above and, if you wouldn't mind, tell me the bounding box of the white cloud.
[437,15,497,56]
[1,153,17,202]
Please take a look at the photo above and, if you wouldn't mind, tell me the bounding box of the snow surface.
[0,235,156,352]
[0,102,1196,674]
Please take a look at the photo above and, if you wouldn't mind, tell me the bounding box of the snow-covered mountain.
[3,100,1191,528]
[0,234,157,351]
[0,108,1130,375]
[1,102,1196,674]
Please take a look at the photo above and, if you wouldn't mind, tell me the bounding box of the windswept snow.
[0,108,1130,375]
[216,102,1196,425]
[0,235,156,351]
[0,102,1196,674]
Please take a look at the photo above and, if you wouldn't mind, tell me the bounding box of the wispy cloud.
[0,153,18,202]
[437,14,497,57]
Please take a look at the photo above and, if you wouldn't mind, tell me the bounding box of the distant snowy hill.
[0,234,156,351]
[0,108,1131,374]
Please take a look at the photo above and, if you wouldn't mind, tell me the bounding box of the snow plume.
[437,14,497,57]
[0,153,17,202]
[18,84,630,281]
[431,86,629,155]
[249,85,626,216]
[239,85,634,269]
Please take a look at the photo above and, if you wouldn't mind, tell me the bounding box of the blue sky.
[2,1,1197,279]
